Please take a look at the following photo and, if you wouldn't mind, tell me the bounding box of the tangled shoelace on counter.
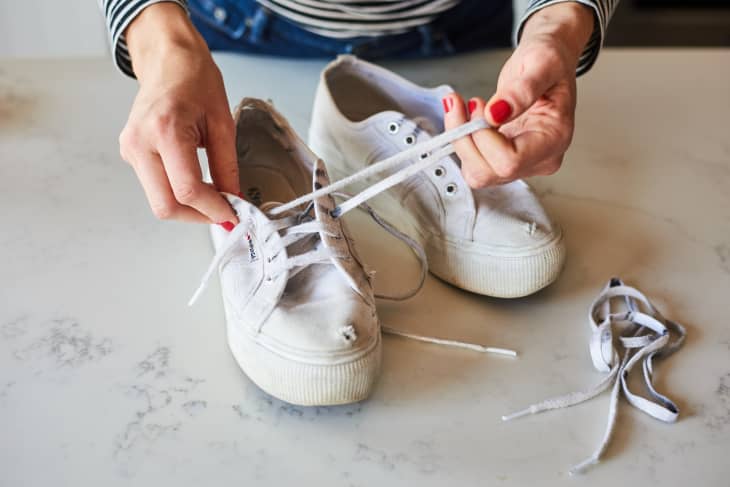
[502,277,687,474]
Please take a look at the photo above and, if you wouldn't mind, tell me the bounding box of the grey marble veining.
[1,50,729,486]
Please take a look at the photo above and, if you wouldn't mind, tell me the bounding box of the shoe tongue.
[311,158,337,219]
[411,116,439,136]
[310,158,371,301]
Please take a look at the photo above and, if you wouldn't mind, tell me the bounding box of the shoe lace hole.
[445,183,457,195]
[419,152,429,160]
[434,166,445,177]
[387,122,400,134]
[404,134,415,145]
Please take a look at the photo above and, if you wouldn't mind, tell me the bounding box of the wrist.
[520,2,595,62]
[125,2,208,80]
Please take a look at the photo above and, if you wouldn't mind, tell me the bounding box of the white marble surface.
[1,49,729,486]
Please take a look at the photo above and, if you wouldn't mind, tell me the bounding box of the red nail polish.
[219,221,235,232]
[468,99,477,115]
[237,192,245,199]
[489,99,512,124]
[442,97,453,113]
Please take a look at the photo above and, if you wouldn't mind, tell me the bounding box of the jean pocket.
[188,0,249,39]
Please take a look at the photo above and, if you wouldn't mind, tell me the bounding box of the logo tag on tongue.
[246,232,258,263]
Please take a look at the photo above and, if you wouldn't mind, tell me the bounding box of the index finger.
[158,136,239,225]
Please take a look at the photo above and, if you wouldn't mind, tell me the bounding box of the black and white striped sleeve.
[516,0,619,76]
[99,0,189,78]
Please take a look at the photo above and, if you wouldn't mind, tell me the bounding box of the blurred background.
[0,0,729,58]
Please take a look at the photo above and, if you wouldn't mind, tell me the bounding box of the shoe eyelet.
[433,166,445,177]
[387,122,400,134]
[403,134,415,145]
[419,152,429,160]
[445,183,458,195]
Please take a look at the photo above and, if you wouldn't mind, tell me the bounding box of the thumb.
[485,60,560,126]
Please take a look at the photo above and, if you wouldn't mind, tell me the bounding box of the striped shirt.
[99,0,618,77]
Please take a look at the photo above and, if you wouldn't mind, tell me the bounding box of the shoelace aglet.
[568,457,599,476]
[187,285,206,307]
[501,408,534,422]
[483,346,518,357]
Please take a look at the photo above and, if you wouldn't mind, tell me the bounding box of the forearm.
[98,0,190,77]
[516,0,621,75]
[125,2,207,80]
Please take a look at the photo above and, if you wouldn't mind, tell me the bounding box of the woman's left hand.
[443,2,595,188]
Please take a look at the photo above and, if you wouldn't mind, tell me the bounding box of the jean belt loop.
[249,6,272,43]
[418,24,434,56]
[439,28,456,55]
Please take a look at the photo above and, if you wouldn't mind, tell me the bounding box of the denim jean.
[189,0,512,60]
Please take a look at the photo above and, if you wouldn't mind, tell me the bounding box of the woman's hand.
[443,3,595,188]
[120,3,239,225]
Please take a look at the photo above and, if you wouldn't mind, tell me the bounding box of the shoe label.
[246,186,263,207]
[246,232,258,263]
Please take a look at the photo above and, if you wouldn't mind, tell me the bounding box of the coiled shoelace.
[502,278,687,474]
[190,118,516,357]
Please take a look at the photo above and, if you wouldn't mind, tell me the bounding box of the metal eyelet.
[387,122,400,134]
[433,166,445,177]
[403,134,416,145]
[445,183,458,195]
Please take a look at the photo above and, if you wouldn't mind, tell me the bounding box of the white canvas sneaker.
[190,99,381,406]
[308,55,566,298]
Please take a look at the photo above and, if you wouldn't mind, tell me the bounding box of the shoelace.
[502,278,686,474]
[269,118,488,216]
[189,117,516,357]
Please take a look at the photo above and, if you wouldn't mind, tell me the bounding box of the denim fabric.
[189,0,512,59]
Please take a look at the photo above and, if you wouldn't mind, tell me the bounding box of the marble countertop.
[1,49,728,486]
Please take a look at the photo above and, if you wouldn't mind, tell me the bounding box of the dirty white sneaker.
[308,55,566,298]
[190,99,380,406]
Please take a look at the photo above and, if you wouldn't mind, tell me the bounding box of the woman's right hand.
[120,2,239,225]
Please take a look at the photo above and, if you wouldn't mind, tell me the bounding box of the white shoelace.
[502,278,686,474]
[189,117,516,357]
[269,118,488,216]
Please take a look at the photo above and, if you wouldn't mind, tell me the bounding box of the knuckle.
[148,99,194,138]
[212,115,235,137]
[150,200,176,220]
[544,158,563,175]
[118,127,140,160]
[150,111,177,136]
[494,158,520,180]
[172,181,203,204]
[559,124,574,150]
[463,167,491,189]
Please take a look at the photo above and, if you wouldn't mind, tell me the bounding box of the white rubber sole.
[223,303,382,406]
[425,232,566,298]
[317,145,566,298]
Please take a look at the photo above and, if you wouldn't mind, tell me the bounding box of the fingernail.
[489,99,512,124]
[468,99,477,115]
[442,96,453,114]
[219,221,235,232]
